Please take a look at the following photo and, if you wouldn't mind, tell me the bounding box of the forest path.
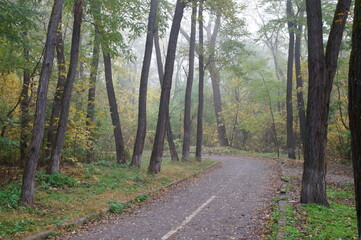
[62,155,280,240]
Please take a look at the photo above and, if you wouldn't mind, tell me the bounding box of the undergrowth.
[0,157,215,239]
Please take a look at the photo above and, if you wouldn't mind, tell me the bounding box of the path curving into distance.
[62,155,280,240]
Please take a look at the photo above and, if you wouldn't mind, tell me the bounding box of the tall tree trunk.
[182,3,197,162]
[301,0,351,206]
[20,31,31,167]
[20,0,64,206]
[48,0,83,174]
[295,9,307,151]
[349,0,361,236]
[148,0,186,174]
[261,74,280,158]
[286,0,296,159]
[154,30,179,161]
[102,52,126,164]
[207,15,229,147]
[46,20,66,160]
[130,0,158,167]
[195,0,204,161]
[86,0,101,162]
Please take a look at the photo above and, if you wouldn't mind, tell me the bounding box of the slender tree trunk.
[286,0,296,159]
[261,74,280,158]
[20,31,31,166]
[182,3,197,162]
[195,0,204,161]
[48,0,83,174]
[130,0,158,167]
[207,15,229,147]
[46,20,66,160]
[154,31,179,161]
[86,0,101,162]
[149,0,186,174]
[295,9,307,150]
[20,0,64,206]
[349,1,361,237]
[102,52,126,164]
[301,0,351,206]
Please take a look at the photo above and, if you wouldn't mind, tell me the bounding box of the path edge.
[22,160,220,240]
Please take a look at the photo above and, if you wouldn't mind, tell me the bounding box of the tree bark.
[286,0,296,159]
[130,0,158,167]
[48,0,83,174]
[349,0,361,237]
[295,9,307,151]
[195,0,204,161]
[86,0,101,163]
[207,15,229,147]
[182,3,197,162]
[103,52,126,164]
[154,30,179,161]
[20,0,64,206]
[301,0,351,206]
[148,0,186,174]
[46,20,66,160]
[20,31,31,167]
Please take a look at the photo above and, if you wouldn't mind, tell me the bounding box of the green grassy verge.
[0,157,215,239]
[197,146,288,159]
[267,184,357,239]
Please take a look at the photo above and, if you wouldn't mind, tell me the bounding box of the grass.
[0,157,215,239]
[267,183,358,239]
[197,146,288,159]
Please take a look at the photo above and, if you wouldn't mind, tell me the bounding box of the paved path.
[62,155,279,240]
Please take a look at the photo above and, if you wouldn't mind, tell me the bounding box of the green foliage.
[95,160,127,169]
[0,219,35,236]
[0,183,21,209]
[133,194,149,203]
[303,202,357,239]
[108,201,131,213]
[36,171,77,189]
[0,0,37,42]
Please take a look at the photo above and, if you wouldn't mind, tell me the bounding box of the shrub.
[0,183,21,209]
[36,171,77,189]
[108,201,130,214]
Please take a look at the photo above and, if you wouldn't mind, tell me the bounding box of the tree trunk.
[20,0,64,206]
[47,0,83,174]
[261,74,280,158]
[195,0,204,161]
[46,20,66,160]
[86,0,101,163]
[130,0,158,167]
[295,9,307,151]
[286,0,296,159]
[182,3,197,162]
[207,15,229,147]
[349,1,361,237]
[301,0,351,206]
[103,52,126,164]
[20,31,31,167]
[148,0,186,174]
[154,30,179,161]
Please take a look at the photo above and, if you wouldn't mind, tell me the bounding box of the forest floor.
[0,157,216,239]
[59,155,280,240]
[272,158,357,239]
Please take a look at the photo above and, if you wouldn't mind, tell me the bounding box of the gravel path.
[62,155,279,240]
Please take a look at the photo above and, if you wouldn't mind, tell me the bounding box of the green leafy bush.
[0,183,21,209]
[108,201,130,214]
[134,194,149,203]
[0,220,35,236]
[36,171,77,189]
[95,160,127,169]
